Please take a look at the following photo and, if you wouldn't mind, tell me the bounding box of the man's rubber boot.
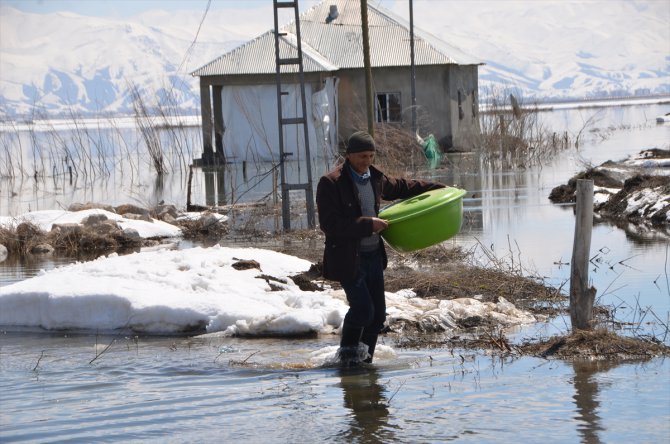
[337,324,362,367]
[361,329,378,364]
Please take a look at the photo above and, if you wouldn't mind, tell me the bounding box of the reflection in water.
[338,368,396,443]
[571,360,619,444]
[202,166,228,207]
[153,173,164,204]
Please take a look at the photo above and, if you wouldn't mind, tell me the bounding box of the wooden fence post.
[570,179,596,330]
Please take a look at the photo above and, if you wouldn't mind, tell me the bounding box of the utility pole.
[570,179,596,330]
[410,0,417,136]
[361,0,374,136]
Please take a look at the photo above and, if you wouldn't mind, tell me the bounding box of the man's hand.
[371,217,389,234]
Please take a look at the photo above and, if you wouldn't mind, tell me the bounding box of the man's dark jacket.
[316,160,444,282]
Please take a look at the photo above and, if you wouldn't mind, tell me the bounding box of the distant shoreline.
[531,94,670,111]
[2,95,669,132]
[0,114,202,132]
[480,94,670,113]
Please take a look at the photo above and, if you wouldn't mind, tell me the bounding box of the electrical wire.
[177,0,212,75]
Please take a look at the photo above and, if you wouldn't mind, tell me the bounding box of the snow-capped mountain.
[0,1,668,119]
[396,0,670,100]
[0,6,247,118]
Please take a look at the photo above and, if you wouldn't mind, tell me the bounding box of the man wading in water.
[316,131,445,366]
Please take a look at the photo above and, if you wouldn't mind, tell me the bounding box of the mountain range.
[0,1,668,119]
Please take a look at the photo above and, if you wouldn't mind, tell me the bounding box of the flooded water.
[446,103,670,327]
[1,332,668,443]
[1,101,670,442]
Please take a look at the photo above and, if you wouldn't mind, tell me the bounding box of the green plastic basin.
[378,187,467,252]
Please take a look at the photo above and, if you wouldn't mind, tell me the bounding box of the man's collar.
[348,164,371,184]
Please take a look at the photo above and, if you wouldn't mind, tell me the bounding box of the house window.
[375,92,401,123]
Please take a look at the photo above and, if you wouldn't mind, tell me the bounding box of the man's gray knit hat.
[346,131,376,153]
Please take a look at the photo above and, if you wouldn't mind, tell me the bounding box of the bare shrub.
[17,221,44,245]
[479,85,571,169]
[75,232,117,253]
[129,83,165,175]
[0,226,21,255]
[47,224,143,254]
[177,216,229,240]
[345,110,439,177]
[0,222,48,256]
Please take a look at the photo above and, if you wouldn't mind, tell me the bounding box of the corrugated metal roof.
[191,30,338,76]
[191,0,482,77]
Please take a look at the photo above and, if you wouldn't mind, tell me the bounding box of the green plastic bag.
[421,134,442,169]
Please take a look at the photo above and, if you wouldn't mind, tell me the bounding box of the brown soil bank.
[598,174,670,226]
[549,149,670,231]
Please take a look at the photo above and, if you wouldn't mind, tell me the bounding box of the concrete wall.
[336,64,480,151]
[445,64,480,150]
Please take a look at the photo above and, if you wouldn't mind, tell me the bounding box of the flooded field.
[1,332,668,443]
[1,101,669,442]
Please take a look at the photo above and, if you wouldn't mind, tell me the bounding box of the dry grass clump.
[0,226,19,254]
[394,327,514,351]
[0,220,143,257]
[48,227,129,254]
[385,260,563,316]
[518,329,670,360]
[0,222,48,256]
[388,243,471,264]
[176,217,229,240]
[396,327,670,361]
